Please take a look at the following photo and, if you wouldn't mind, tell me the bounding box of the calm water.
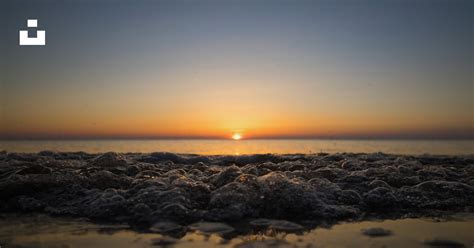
[1,139,472,155]
[1,214,473,248]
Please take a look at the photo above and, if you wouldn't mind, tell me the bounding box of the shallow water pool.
[0,214,473,248]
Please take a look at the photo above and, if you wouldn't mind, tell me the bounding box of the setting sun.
[232,133,242,140]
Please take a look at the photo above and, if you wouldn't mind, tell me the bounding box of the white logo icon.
[19,19,46,46]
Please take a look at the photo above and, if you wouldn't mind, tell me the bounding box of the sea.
[1,139,472,155]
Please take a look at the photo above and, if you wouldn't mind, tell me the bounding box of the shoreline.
[1,152,473,227]
[1,212,472,248]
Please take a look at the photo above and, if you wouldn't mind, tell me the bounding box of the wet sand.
[1,214,473,247]
[0,151,473,247]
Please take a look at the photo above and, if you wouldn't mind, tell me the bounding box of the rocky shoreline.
[1,151,473,232]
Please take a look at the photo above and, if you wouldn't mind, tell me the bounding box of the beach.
[1,151,473,247]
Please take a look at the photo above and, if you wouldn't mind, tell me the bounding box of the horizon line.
[1,136,473,141]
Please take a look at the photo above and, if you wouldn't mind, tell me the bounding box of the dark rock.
[0,152,472,227]
[364,187,398,209]
[423,238,465,247]
[313,168,346,181]
[150,236,178,246]
[17,164,52,175]
[249,219,304,232]
[210,165,242,188]
[368,180,391,189]
[361,227,392,237]
[234,239,292,248]
[126,165,140,176]
[338,190,362,205]
[150,221,185,234]
[188,222,235,235]
[91,152,127,167]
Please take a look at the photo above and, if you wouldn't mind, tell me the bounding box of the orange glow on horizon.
[232,133,242,140]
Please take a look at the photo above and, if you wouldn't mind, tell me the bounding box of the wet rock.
[423,238,465,247]
[208,182,260,220]
[150,236,178,246]
[161,203,191,221]
[91,152,127,167]
[313,167,346,181]
[232,154,282,166]
[6,153,39,162]
[38,150,58,157]
[125,165,140,176]
[211,165,242,188]
[234,174,258,185]
[135,170,161,179]
[234,239,293,248]
[17,196,46,211]
[83,189,127,219]
[368,179,391,189]
[140,152,210,165]
[0,152,473,226]
[340,159,361,170]
[342,174,368,184]
[150,221,185,234]
[188,222,235,235]
[87,170,131,189]
[131,203,152,219]
[415,181,474,195]
[17,164,52,175]
[257,172,323,218]
[192,162,208,171]
[364,187,398,209]
[338,190,362,205]
[361,227,392,237]
[249,219,303,232]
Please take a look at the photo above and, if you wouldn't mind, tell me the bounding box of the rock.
[257,172,324,218]
[150,221,185,234]
[423,238,465,247]
[131,203,152,218]
[234,239,293,248]
[364,187,398,209]
[17,164,52,175]
[17,196,45,211]
[192,162,208,171]
[126,165,140,176]
[415,181,474,195]
[188,222,235,235]
[340,159,361,170]
[313,168,346,181]
[208,182,260,220]
[83,189,127,219]
[91,152,127,167]
[0,151,473,228]
[368,180,391,189]
[338,190,362,205]
[150,236,178,246]
[252,219,304,232]
[210,165,242,188]
[361,227,392,237]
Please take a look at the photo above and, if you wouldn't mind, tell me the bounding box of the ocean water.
[1,139,472,155]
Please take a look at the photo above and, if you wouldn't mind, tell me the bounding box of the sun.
[232,133,242,140]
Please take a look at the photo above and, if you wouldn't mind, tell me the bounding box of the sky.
[0,0,472,140]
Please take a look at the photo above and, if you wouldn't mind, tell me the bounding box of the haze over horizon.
[1,0,473,140]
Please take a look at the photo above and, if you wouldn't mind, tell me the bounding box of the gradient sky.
[1,0,473,139]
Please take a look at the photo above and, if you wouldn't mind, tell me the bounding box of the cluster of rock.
[0,151,473,229]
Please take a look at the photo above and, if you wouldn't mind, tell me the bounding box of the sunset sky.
[1,0,473,140]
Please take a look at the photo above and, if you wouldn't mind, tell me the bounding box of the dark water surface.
[1,214,473,248]
[1,139,473,155]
